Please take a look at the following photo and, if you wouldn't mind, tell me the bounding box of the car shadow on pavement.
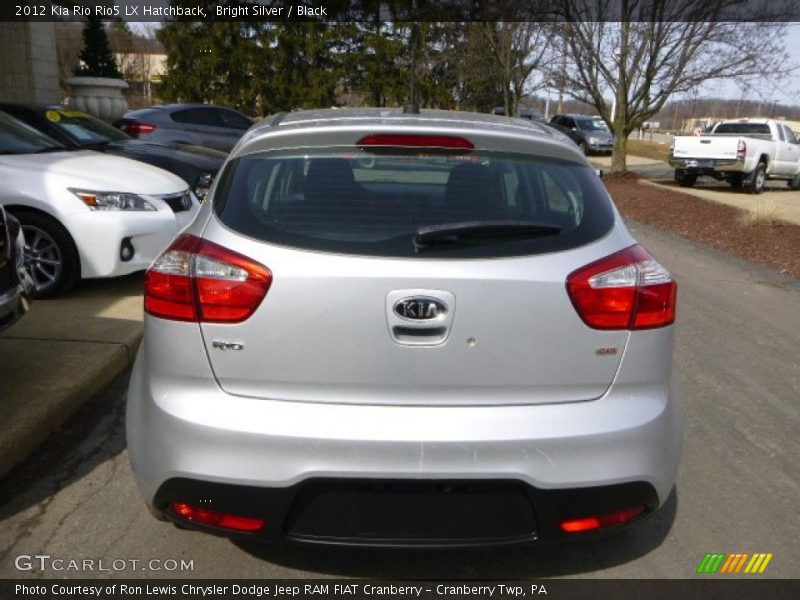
[0,369,130,521]
[233,488,678,578]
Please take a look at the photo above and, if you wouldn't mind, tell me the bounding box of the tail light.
[169,502,265,533]
[145,234,271,323]
[737,139,746,159]
[121,121,156,135]
[566,245,676,330]
[560,505,645,533]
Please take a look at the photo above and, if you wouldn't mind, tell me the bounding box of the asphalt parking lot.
[0,222,797,579]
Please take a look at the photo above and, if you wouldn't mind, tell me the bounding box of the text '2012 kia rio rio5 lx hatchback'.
[127,108,682,547]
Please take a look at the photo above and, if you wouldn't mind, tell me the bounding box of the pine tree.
[75,17,123,79]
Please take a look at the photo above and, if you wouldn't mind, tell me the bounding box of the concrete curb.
[0,274,144,479]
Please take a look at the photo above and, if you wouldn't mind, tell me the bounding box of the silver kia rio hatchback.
[127,108,682,546]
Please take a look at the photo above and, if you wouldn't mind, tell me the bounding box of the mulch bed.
[603,173,800,280]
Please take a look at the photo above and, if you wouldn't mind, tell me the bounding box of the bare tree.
[553,0,795,171]
[481,22,556,116]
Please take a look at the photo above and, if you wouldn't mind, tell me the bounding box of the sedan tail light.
[121,121,156,135]
[566,245,677,330]
[145,234,271,323]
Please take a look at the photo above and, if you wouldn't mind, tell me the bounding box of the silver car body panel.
[127,108,682,516]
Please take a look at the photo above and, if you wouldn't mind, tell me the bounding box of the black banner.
[1,0,799,23]
[2,580,799,600]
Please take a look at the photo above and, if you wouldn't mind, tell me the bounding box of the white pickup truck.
[669,119,800,193]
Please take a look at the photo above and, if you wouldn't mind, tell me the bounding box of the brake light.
[169,502,265,533]
[357,134,474,149]
[560,505,645,533]
[145,234,271,323]
[122,121,156,135]
[737,139,746,159]
[566,245,676,330]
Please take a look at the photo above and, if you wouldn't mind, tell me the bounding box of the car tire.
[13,210,80,298]
[788,174,800,190]
[675,169,697,187]
[746,162,767,194]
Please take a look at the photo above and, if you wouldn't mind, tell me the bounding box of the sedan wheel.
[15,211,80,298]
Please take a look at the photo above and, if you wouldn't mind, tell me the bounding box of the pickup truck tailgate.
[672,136,739,160]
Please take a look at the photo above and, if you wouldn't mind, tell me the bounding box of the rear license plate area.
[285,479,537,545]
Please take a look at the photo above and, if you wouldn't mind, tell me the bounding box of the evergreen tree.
[75,17,123,78]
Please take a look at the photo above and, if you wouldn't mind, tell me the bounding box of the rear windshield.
[213,149,615,259]
[713,123,771,135]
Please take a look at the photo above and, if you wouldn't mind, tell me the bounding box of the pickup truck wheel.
[675,169,697,187]
[788,174,800,190]
[747,163,767,194]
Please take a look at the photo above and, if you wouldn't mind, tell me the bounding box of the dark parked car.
[0,104,225,201]
[549,114,614,155]
[114,104,253,153]
[0,205,33,332]
[492,106,548,124]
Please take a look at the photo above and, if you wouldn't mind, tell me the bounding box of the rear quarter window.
[213,149,615,259]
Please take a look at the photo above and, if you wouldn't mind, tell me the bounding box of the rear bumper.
[154,477,660,546]
[127,338,683,545]
[669,156,746,172]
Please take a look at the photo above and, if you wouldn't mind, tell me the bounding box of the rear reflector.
[122,121,156,135]
[357,134,474,149]
[145,234,271,323]
[560,505,646,533]
[566,244,677,330]
[169,502,265,533]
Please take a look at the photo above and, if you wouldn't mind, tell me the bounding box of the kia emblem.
[394,297,447,321]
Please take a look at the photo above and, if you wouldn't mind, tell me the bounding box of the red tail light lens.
[560,505,645,533]
[145,234,271,323]
[122,121,156,135]
[169,502,265,533]
[357,134,474,149]
[566,245,677,330]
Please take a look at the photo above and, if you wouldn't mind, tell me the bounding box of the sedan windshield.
[43,109,129,146]
[0,111,65,154]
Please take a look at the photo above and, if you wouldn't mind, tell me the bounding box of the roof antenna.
[404,22,420,114]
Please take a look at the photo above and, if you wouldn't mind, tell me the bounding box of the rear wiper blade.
[414,220,562,250]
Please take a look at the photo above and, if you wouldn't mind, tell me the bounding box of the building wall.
[0,22,60,104]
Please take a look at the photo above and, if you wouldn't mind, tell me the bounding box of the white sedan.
[0,111,199,297]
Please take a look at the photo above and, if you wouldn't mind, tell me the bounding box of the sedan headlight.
[70,189,157,211]
[588,137,599,145]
